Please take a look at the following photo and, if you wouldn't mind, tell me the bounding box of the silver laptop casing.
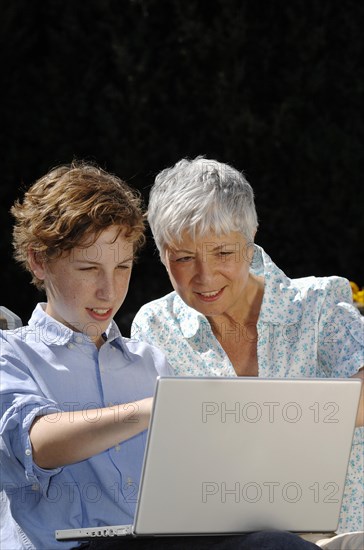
[56,377,361,541]
[134,377,360,535]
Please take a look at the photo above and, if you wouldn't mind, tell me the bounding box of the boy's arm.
[30,397,153,469]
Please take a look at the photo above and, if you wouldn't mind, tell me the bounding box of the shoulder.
[289,276,357,320]
[134,291,178,319]
[258,247,351,312]
[122,336,164,356]
[260,246,352,305]
[261,267,355,325]
[290,276,357,320]
[132,291,204,348]
[270,272,353,309]
[132,291,183,334]
[120,336,173,375]
[290,276,363,345]
[131,292,179,345]
[0,325,31,351]
[289,275,352,301]
[132,291,202,338]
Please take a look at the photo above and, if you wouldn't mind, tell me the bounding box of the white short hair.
[148,156,258,261]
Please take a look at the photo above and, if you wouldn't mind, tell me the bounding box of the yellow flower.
[350,281,364,304]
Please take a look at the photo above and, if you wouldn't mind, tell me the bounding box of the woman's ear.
[27,248,46,281]
[248,231,257,263]
[160,249,168,269]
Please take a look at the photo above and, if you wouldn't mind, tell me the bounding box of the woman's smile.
[194,287,225,302]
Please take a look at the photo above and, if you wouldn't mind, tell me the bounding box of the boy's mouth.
[86,307,113,319]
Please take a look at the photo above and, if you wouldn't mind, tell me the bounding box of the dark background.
[1,0,363,335]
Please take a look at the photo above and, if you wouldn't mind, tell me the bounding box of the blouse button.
[25,449,32,456]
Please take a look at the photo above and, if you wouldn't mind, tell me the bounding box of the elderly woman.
[132,156,364,536]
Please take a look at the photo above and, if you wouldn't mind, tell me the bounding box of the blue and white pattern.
[132,245,364,533]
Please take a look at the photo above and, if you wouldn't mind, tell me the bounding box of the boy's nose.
[96,275,115,301]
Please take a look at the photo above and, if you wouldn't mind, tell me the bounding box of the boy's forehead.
[70,226,134,261]
[78,225,126,245]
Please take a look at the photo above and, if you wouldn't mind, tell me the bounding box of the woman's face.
[29,225,134,347]
[164,230,255,320]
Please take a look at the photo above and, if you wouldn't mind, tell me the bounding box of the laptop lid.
[134,376,361,535]
[56,376,360,541]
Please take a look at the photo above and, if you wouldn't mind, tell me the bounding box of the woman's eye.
[175,256,193,263]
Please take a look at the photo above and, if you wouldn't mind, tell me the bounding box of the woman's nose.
[193,258,215,284]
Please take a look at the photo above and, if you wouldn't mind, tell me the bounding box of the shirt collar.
[29,303,127,349]
[174,245,303,338]
[252,246,303,325]
[103,321,133,359]
[173,295,209,338]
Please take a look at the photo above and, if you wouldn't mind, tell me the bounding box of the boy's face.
[32,225,134,347]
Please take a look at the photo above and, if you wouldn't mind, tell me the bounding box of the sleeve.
[148,344,175,377]
[0,334,63,492]
[317,277,364,378]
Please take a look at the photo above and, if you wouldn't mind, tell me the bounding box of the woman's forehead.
[166,230,246,251]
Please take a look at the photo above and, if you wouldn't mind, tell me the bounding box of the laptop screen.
[134,377,360,535]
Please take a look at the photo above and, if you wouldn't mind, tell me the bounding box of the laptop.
[56,376,361,541]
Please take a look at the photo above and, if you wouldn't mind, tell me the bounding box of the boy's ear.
[27,248,46,281]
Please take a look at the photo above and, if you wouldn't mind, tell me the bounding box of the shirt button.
[67,343,74,349]
[75,336,83,344]
[25,449,32,456]
[115,445,121,452]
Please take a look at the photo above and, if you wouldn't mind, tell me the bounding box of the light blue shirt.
[132,245,364,533]
[0,304,173,550]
